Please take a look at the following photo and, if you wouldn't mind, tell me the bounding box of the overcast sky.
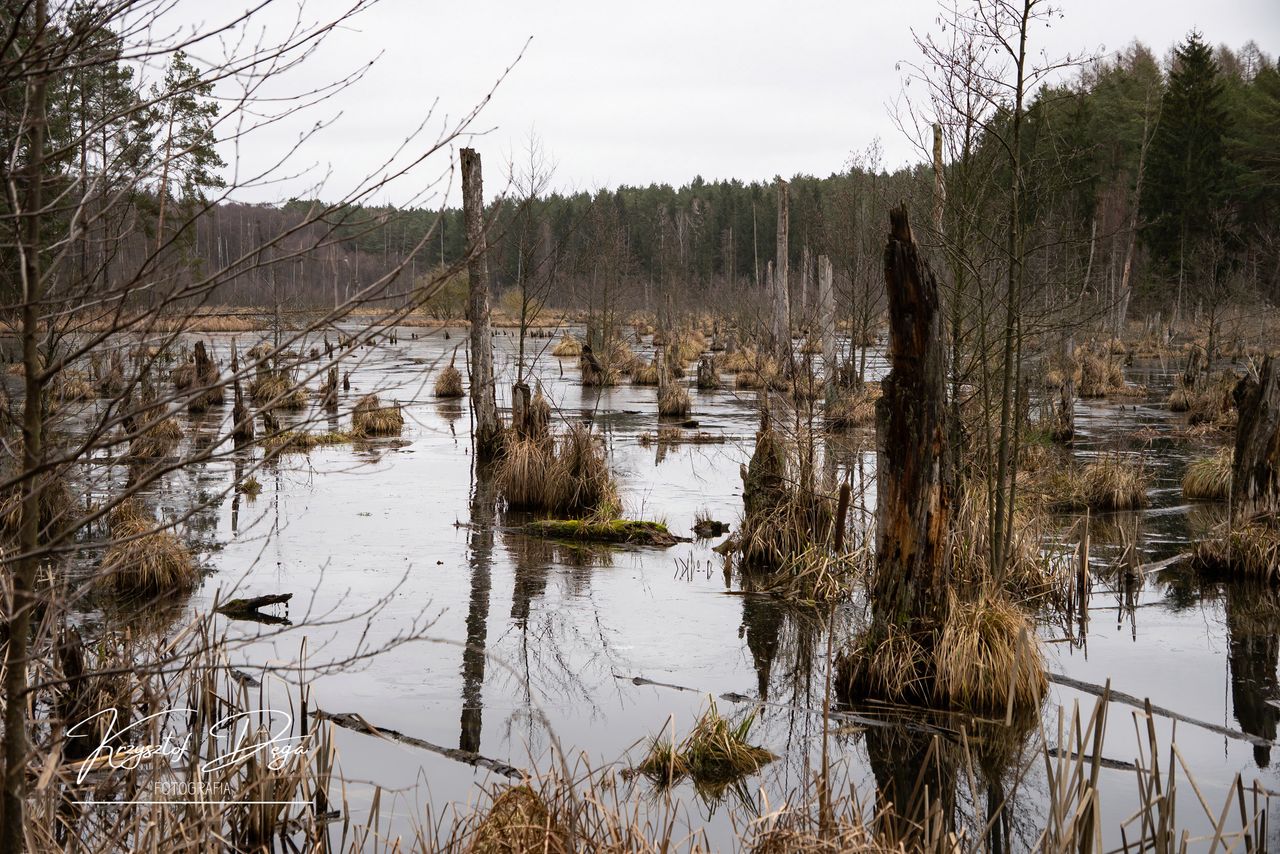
[175,0,1280,207]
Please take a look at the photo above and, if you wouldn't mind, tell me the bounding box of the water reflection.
[459,465,496,754]
[1225,580,1280,768]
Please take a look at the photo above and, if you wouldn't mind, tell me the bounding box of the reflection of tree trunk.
[460,468,497,754]
[865,727,956,840]
[1225,582,1280,768]
[741,596,783,701]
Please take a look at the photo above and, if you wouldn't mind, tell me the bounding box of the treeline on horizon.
[16,26,1279,328]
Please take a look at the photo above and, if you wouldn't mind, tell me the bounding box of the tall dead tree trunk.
[3,2,48,845]
[800,245,811,322]
[460,148,502,458]
[872,206,951,628]
[773,178,790,352]
[818,254,835,404]
[1232,356,1280,522]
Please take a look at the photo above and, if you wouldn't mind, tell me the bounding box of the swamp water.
[66,329,1279,849]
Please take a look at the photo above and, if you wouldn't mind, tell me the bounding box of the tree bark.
[3,3,48,847]
[773,178,790,351]
[872,207,951,628]
[460,148,502,458]
[818,254,835,403]
[1232,356,1280,521]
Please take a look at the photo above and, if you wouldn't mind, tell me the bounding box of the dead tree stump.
[461,148,503,459]
[1233,356,1280,522]
[871,205,952,630]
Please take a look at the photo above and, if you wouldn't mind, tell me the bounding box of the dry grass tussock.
[127,416,183,460]
[263,428,354,454]
[550,334,581,357]
[497,423,619,517]
[1182,446,1233,500]
[824,383,880,429]
[949,482,1071,609]
[755,543,872,603]
[838,589,1046,717]
[1076,349,1143,398]
[1193,515,1280,582]
[658,383,690,417]
[737,426,836,568]
[1050,455,1149,511]
[934,593,1047,715]
[249,370,307,410]
[1170,371,1239,429]
[98,498,198,594]
[634,699,773,799]
[435,363,464,398]
[352,394,404,437]
[0,467,71,543]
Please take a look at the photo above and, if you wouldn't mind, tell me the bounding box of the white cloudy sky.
[164,0,1279,206]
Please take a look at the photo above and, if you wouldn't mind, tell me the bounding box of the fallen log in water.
[523,519,687,547]
[1047,671,1273,748]
[216,593,292,624]
[312,709,524,779]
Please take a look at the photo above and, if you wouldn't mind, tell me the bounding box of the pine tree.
[1142,32,1231,277]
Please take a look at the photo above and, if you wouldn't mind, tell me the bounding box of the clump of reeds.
[737,422,836,568]
[54,372,95,402]
[757,543,870,602]
[127,416,183,460]
[836,625,933,707]
[934,593,1047,715]
[1076,348,1138,398]
[550,334,582,357]
[263,429,354,454]
[467,785,566,854]
[352,394,404,437]
[658,383,690,417]
[98,499,198,594]
[237,476,262,497]
[628,359,660,385]
[250,371,307,410]
[435,355,464,398]
[1182,446,1233,500]
[1193,516,1280,582]
[497,423,619,517]
[0,468,71,542]
[824,383,880,429]
[1052,455,1150,511]
[635,700,773,797]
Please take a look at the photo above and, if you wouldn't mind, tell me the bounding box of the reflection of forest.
[1225,581,1280,768]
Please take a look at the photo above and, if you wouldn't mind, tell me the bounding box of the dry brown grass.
[54,372,95,402]
[635,700,773,798]
[263,429,355,453]
[1193,516,1280,582]
[1052,455,1150,511]
[352,394,404,436]
[1182,446,1233,500]
[250,371,306,409]
[497,423,619,517]
[824,383,881,429]
[467,785,567,854]
[628,359,660,385]
[836,625,933,706]
[127,417,183,460]
[934,593,1047,715]
[99,503,198,594]
[1076,349,1141,398]
[435,363,465,398]
[551,335,581,357]
[657,383,690,417]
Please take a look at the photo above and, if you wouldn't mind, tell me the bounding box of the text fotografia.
[67,707,312,799]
